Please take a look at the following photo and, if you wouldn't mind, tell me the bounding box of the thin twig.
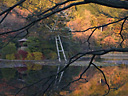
[62,55,95,89]
[0,1,86,35]
[32,76,55,96]
[15,48,128,96]
[42,78,55,96]
[119,18,127,47]
[71,16,128,33]
[15,75,55,96]
[92,63,110,96]
[0,0,26,16]
[0,29,28,49]
[86,28,97,49]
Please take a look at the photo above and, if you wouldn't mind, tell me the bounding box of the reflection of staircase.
[55,35,67,84]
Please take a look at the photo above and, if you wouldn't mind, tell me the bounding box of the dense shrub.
[25,52,44,60]
[1,43,17,58]
[1,68,17,80]
[15,50,28,60]
[25,52,34,60]
[43,50,57,59]
[33,52,43,60]
[6,54,15,60]
[48,52,57,60]
[26,37,42,52]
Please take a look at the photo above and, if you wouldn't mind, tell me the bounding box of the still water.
[0,53,128,96]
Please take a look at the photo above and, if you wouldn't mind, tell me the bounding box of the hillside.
[0,1,128,53]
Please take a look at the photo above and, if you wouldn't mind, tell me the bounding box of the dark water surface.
[0,53,128,96]
[0,65,128,96]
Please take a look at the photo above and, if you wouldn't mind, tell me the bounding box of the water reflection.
[0,64,128,96]
[0,53,128,96]
[100,53,128,65]
[67,65,128,96]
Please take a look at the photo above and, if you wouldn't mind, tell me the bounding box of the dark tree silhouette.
[0,0,128,96]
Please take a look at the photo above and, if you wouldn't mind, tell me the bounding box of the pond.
[0,53,128,96]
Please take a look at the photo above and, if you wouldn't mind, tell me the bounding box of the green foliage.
[1,43,17,58]
[1,68,16,80]
[42,49,57,59]
[48,51,57,60]
[27,37,42,52]
[26,36,59,60]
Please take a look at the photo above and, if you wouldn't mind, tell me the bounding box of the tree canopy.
[0,0,128,96]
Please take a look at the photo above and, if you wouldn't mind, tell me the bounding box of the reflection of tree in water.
[0,0,128,96]
[0,66,82,96]
[69,65,128,96]
[5,65,125,96]
[0,59,128,96]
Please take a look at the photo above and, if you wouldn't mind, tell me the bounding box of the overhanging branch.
[14,47,128,96]
[119,18,127,47]
[0,0,26,16]
[1,0,128,36]
[88,0,128,9]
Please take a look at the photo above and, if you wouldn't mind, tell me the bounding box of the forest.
[0,0,128,60]
[0,0,128,96]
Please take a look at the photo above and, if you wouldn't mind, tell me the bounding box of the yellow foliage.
[59,91,69,96]
[26,62,33,70]
[26,63,42,71]
[31,64,42,70]
[25,52,34,60]
[33,52,43,60]
[25,52,43,60]
[6,54,15,60]
[25,52,43,70]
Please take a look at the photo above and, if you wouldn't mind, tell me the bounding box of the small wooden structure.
[18,38,28,51]
[18,38,27,46]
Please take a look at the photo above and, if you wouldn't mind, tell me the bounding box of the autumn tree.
[0,0,128,96]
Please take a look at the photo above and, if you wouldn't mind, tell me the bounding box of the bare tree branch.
[86,28,97,49]
[0,11,10,23]
[62,55,95,89]
[0,0,26,16]
[88,0,128,9]
[0,0,128,36]
[15,75,55,96]
[14,47,128,96]
[0,0,128,96]
[92,63,110,96]
[61,56,111,96]
[119,18,127,47]
[71,16,128,33]
[0,0,26,24]
[0,1,86,35]
[0,30,28,49]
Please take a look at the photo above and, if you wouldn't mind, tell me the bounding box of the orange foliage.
[67,9,92,38]
[113,74,121,84]
[101,36,117,47]
[69,66,128,96]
